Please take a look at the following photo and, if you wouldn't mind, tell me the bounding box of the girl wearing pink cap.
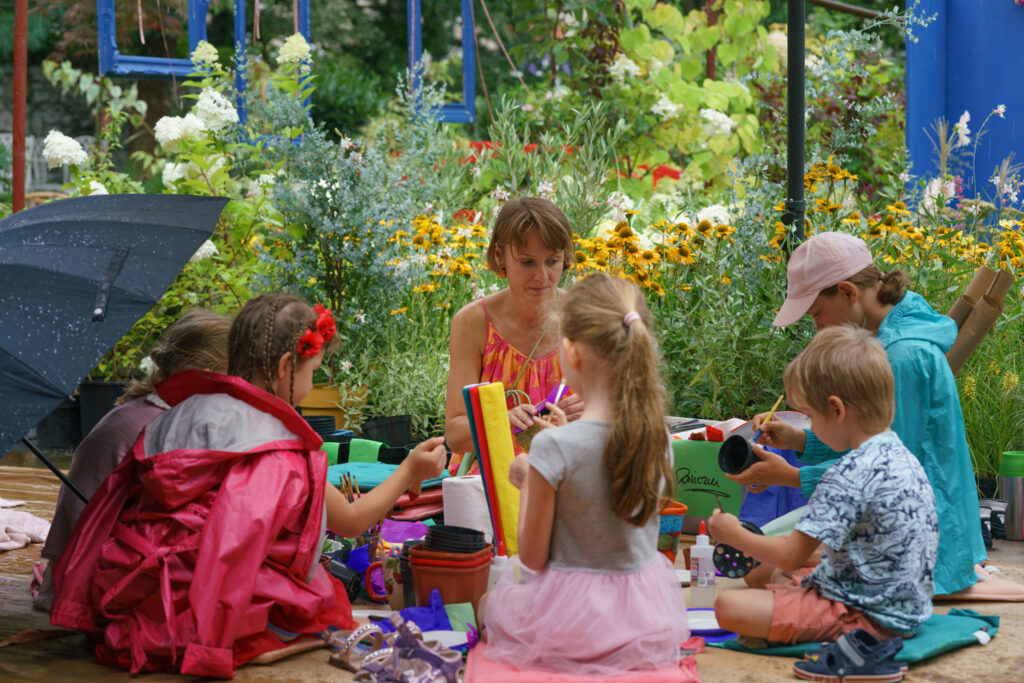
[732,231,984,597]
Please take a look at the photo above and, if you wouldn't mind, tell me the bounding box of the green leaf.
[717,43,738,66]
[679,57,704,81]
[648,3,684,37]
[619,25,652,53]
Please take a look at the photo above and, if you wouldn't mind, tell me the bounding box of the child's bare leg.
[714,589,774,638]
[475,591,490,641]
[744,564,790,589]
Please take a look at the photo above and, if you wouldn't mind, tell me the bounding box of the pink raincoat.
[50,370,355,678]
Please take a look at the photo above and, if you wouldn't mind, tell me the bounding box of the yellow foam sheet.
[478,382,520,556]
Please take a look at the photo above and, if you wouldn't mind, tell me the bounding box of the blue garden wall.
[906,0,1024,199]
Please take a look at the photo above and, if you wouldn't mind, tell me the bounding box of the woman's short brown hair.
[485,197,575,274]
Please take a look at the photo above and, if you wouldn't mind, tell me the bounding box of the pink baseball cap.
[772,232,874,327]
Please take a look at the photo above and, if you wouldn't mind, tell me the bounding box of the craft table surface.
[2,464,1023,682]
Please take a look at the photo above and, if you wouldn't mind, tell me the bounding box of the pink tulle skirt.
[483,553,689,677]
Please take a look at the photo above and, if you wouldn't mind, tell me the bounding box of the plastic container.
[718,435,758,474]
[412,554,492,615]
[361,415,413,447]
[998,451,1024,541]
[487,554,508,591]
[690,521,715,607]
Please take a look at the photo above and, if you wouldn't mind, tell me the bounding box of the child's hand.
[533,402,567,429]
[508,453,530,490]
[726,444,801,492]
[751,414,806,452]
[508,403,538,432]
[557,393,584,422]
[708,509,744,546]
[405,436,447,485]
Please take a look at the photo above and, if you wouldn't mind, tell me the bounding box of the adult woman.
[734,231,984,596]
[445,198,583,470]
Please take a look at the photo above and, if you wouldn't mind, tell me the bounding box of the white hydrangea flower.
[651,95,683,120]
[181,113,206,138]
[194,88,238,133]
[278,33,312,68]
[700,108,736,137]
[189,239,219,263]
[697,204,731,225]
[766,31,788,62]
[608,53,642,83]
[190,40,221,70]
[43,130,88,169]
[921,177,956,213]
[672,212,693,226]
[139,356,156,375]
[154,114,206,152]
[247,172,276,195]
[85,180,108,195]
[953,110,971,148]
[162,161,187,187]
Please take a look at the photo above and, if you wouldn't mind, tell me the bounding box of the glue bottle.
[689,521,715,607]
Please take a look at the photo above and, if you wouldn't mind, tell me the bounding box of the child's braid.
[261,299,283,393]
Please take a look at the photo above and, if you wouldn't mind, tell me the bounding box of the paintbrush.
[752,394,785,442]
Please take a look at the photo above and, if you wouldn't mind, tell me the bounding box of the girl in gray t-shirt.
[482,273,689,676]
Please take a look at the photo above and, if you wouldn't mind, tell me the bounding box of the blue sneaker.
[793,629,905,682]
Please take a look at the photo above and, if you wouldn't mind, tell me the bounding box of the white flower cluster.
[161,155,227,188]
[696,204,731,226]
[154,113,206,152]
[991,175,1020,205]
[953,110,971,148]
[701,109,735,138]
[921,177,956,213]
[189,239,219,263]
[544,85,571,102]
[277,33,312,68]
[42,130,88,169]
[195,89,239,132]
[651,95,683,120]
[247,173,276,196]
[608,53,641,83]
[85,180,108,195]
[536,180,556,199]
[766,30,788,62]
[190,40,221,70]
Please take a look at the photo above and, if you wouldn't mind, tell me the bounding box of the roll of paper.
[963,265,998,302]
[948,295,976,330]
[986,269,1015,303]
[442,475,493,543]
[947,294,1003,375]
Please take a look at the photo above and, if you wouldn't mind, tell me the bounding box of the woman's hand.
[751,413,807,452]
[508,403,539,432]
[508,453,530,490]
[557,393,584,422]
[726,444,801,492]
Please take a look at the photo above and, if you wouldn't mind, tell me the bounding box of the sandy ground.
[2,464,1022,682]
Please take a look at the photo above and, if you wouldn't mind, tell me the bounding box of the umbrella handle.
[20,438,89,504]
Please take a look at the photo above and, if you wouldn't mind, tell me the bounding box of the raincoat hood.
[877,291,956,353]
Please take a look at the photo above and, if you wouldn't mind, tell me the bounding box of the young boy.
[709,324,938,645]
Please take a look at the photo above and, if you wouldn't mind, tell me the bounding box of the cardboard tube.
[986,269,1015,303]
[947,295,976,330]
[961,265,998,303]
[946,294,1003,375]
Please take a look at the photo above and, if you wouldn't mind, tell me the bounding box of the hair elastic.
[623,311,641,326]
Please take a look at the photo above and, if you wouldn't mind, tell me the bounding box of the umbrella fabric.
[0,194,229,453]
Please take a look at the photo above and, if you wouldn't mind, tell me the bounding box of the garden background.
[1,0,1022,482]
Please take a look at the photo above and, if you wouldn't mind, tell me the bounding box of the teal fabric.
[326,461,449,490]
[709,609,999,663]
[792,292,986,595]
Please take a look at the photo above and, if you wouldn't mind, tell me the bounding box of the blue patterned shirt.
[795,430,938,634]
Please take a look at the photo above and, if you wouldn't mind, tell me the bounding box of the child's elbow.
[518,548,547,572]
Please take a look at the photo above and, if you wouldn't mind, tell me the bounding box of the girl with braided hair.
[52,294,446,678]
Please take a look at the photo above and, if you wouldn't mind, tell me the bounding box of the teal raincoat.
[796,291,985,595]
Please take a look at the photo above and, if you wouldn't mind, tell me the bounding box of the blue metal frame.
[407,0,476,123]
[97,0,210,78]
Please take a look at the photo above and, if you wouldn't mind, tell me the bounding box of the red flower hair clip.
[297,304,336,359]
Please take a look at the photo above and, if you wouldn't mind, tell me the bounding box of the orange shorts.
[766,568,907,644]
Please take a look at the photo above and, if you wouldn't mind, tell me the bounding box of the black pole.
[784,0,806,243]
[21,438,89,505]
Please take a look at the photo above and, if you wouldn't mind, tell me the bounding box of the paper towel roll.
[442,475,493,543]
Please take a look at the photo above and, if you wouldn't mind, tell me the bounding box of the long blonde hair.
[559,273,672,526]
[117,309,231,405]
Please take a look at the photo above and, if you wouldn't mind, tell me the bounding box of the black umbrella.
[0,194,230,499]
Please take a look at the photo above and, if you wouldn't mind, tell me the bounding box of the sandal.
[328,623,387,672]
[793,629,905,682]
[350,614,464,683]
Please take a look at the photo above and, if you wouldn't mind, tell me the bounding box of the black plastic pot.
[361,415,413,447]
[33,396,81,449]
[718,435,758,475]
[78,381,129,439]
